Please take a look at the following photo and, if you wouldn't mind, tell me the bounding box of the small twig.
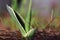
[46,8,55,28]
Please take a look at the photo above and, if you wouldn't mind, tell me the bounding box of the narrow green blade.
[6,5,26,36]
[12,0,18,10]
[24,28,36,37]
[14,11,25,29]
[25,0,32,32]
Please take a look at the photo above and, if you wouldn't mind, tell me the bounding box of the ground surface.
[31,28,60,40]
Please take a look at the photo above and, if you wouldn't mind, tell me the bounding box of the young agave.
[6,0,36,39]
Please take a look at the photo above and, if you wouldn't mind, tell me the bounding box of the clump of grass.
[6,0,36,40]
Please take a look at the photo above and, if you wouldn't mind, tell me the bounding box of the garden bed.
[31,28,60,40]
[0,28,60,40]
[0,29,22,40]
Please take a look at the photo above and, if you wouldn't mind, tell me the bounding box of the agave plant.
[6,0,36,40]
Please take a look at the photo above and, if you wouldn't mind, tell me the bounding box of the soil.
[0,26,60,40]
[0,28,60,40]
[31,28,60,40]
[0,29,22,40]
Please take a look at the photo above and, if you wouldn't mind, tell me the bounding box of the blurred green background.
[0,0,60,31]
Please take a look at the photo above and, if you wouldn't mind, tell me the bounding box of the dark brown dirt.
[0,30,22,40]
[31,28,60,40]
[0,28,60,40]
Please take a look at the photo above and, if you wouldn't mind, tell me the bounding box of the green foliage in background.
[11,0,18,10]
[5,0,60,32]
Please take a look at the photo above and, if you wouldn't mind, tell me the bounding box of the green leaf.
[24,28,36,37]
[11,0,18,10]
[6,5,26,36]
[25,0,32,32]
[14,11,25,28]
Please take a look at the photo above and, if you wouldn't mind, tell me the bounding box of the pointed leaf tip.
[6,5,26,36]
